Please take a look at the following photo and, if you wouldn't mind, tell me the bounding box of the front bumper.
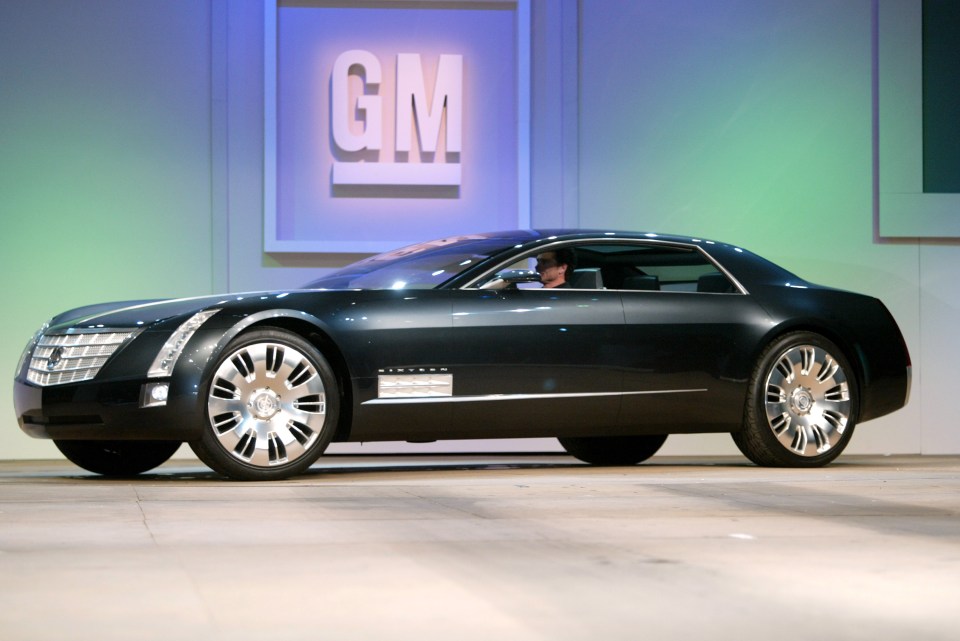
[14,378,204,441]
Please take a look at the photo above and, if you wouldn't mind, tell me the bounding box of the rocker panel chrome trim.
[362,388,708,405]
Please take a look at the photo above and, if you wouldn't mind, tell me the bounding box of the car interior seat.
[621,275,660,290]
[696,272,736,293]
[567,268,604,289]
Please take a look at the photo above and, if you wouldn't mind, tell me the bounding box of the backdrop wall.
[0,0,953,460]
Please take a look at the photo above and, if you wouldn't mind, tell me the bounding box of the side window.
[493,248,606,290]
[480,241,738,293]
[572,243,738,294]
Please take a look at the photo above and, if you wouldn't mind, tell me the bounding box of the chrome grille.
[26,330,139,386]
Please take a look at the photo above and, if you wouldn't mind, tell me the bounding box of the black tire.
[190,328,339,481]
[54,440,182,476]
[733,331,858,467]
[558,434,667,466]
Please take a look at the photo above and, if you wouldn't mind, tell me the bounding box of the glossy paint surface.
[13,231,911,446]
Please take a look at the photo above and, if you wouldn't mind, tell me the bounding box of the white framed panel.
[877,0,960,238]
[264,0,531,253]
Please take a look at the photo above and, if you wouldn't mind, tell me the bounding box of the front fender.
[167,309,338,432]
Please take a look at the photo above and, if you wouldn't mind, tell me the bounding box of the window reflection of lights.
[645,233,658,238]
[459,259,472,266]
[391,281,407,289]
[432,270,445,276]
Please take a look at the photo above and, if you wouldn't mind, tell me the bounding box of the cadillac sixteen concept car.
[14,230,911,480]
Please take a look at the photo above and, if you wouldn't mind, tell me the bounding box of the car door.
[617,290,766,432]
[611,245,770,433]
[442,286,626,438]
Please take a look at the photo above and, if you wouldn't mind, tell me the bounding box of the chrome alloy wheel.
[763,344,851,457]
[207,341,327,468]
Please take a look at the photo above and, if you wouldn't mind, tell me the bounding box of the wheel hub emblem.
[790,387,814,415]
[249,389,281,420]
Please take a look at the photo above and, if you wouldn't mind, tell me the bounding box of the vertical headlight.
[147,309,221,378]
[15,322,49,377]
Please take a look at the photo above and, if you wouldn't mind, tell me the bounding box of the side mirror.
[478,269,541,290]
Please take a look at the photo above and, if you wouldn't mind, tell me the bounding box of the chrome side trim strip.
[362,388,707,406]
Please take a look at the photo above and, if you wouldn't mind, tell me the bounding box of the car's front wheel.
[558,434,667,466]
[54,440,182,476]
[190,328,339,481]
[733,331,858,467]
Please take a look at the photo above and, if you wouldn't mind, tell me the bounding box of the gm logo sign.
[266,1,522,252]
[331,50,463,188]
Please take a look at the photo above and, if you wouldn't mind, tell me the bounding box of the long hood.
[47,294,249,330]
[45,288,364,331]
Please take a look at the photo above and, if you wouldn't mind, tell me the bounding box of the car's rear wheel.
[54,440,182,476]
[558,434,667,466]
[190,328,339,481]
[733,331,858,467]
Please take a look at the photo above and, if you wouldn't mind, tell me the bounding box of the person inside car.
[535,248,577,288]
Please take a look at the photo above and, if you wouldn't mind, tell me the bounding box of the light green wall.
[0,1,215,458]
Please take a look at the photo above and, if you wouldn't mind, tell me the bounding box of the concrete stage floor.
[0,454,957,640]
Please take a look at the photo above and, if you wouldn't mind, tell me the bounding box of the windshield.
[304,235,518,290]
